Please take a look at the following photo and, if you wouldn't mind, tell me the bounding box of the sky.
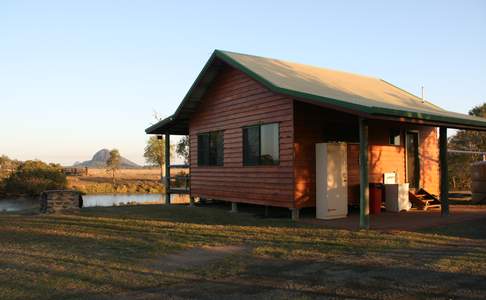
[1,0,485,166]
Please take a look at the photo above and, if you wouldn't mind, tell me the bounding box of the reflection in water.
[82,194,189,207]
[0,194,189,212]
[0,198,38,212]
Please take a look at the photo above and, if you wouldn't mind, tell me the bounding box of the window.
[197,131,223,166]
[243,123,279,165]
[389,129,401,146]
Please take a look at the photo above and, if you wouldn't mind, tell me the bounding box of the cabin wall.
[189,65,295,208]
[293,101,359,208]
[188,65,440,209]
[294,102,440,208]
[417,126,440,194]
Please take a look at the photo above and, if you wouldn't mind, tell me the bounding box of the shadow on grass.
[419,217,486,240]
[79,202,297,227]
[88,256,486,300]
[2,204,486,299]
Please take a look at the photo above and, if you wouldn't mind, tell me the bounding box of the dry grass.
[0,204,485,299]
[67,168,188,194]
[82,168,188,180]
[83,168,163,180]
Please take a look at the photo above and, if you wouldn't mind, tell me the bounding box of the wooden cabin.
[146,50,486,227]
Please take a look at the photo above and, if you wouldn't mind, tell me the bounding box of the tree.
[0,155,19,171]
[106,149,121,185]
[3,160,67,196]
[176,136,189,164]
[448,102,486,190]
[0,155,9,169]
[144,136,174,181]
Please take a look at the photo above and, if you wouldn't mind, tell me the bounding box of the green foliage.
[72,182,164,194]
[144,136,168,167]
[448,102,486,190]
[106,149,121,184]
[3,160,67,196]
[176,136,189,164]
[0,155,20,179]
[469,104,486,118]
[144,136,174,182]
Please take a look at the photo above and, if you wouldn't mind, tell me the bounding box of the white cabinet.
[316,143,348,219]
[384,183,411,212]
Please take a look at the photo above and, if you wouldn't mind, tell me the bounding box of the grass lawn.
[0,204,485,299]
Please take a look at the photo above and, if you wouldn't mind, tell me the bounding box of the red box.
[369,184,383,215]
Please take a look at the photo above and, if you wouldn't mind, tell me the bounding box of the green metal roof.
[146,50,486,134]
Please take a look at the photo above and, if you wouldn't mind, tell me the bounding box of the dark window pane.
[197,134,209,166]
[216,131,224,166]
[389,129,401,146]
[260,123,279,165]
[406,132,419,188]
[209,131,224,166]
[209,132,217,165]
[243,126,259,165]
[198,131,224,166]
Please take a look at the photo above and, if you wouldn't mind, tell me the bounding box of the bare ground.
[148,245,249,272]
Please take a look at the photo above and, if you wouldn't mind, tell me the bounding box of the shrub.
[4,160,67,196]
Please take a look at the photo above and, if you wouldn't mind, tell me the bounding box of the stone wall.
[40,190,82,213]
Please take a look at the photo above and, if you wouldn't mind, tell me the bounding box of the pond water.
[0,198,38,212]
[82,193,189,207]
[0,193,189,212]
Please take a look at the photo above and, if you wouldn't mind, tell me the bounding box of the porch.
[174,200,486,231]
[300,205,486,231]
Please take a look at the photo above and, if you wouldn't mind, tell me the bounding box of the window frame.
[243,122,280,166]
[389,129,401,146]
[197,130,224,167]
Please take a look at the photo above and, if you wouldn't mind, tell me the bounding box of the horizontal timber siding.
[293,101,359,208]
[418,126,440,195]
[189,65,295,208]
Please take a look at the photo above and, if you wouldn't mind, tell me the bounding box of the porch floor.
[301,205,486,231]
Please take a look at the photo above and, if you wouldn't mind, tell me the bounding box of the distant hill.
[74,149,140,169]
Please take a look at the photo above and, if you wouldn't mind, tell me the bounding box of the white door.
[327,144,348,216]
[316,143,348,219]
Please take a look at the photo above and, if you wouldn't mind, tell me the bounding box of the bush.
[3,160,67,196]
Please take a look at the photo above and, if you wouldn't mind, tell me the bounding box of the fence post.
[439,127,449,216]
[165,133,171,205]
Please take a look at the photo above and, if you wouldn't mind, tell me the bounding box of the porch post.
[359,118,370,229]
[439,127,449,216]
[165,133,171,205]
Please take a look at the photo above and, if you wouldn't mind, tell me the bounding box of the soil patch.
[149,245,249,272]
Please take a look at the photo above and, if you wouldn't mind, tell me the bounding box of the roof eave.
[215,50,486,130]
[145,115,175,134]
[370,107,486,131]
[146,49,486,135]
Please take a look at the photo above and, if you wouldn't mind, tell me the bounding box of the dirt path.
[94,245,250,300]
[148,245,249,272]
